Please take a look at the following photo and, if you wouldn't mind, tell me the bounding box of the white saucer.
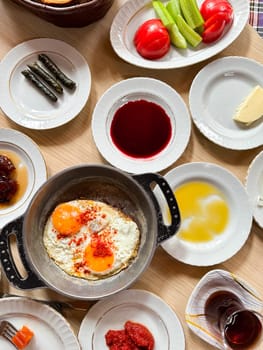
[0,38,91,130]
[0,297,80,350]
[185,269,263,349]
[0,128,47,228]
[189,56,263,149]
[91,77,191,174]
[155,162,253,266]
[78,289,185,350]
[245,150,263,228]
[110,0,249,69]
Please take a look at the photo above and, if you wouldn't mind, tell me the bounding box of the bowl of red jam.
[108,92,174,160]
[92,77,191,174]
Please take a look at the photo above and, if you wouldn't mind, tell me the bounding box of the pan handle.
[133,173,180,244]
[0,216,45,289]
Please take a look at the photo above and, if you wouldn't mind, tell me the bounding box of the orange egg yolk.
[52,203,82,236]
[84,241,114,272]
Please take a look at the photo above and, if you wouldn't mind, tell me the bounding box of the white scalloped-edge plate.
[0,128,47,229]
[0,38,91,129]
[185,269,263,349]
[91,77,191,174]
[189,56,263,149]
[0,297,80,350]
[154,162,253,266]
[245,150,263,228]
[78,289,185,350]
[110,0,249,69]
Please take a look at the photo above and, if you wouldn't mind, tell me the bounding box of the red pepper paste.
[105,320,154,350]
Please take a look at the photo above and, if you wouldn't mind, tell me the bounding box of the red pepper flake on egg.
[44,199,140,281]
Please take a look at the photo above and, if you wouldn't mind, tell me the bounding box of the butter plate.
[185,269,263,349]
[189,56,263,149]
[154,162,253,266]
[0,38,91,130]
[245,150,263,229]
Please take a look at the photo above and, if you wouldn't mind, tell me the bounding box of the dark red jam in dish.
[0,155,18,203]
[110,99,172,159]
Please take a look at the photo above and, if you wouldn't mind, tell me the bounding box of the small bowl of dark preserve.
[107,92,174,160]
[92,77,191,174]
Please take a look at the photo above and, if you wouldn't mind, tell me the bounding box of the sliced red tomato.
[203,11,232,29]
[200,0,233,23]
[202,16,226,43]
[133,19,170,60]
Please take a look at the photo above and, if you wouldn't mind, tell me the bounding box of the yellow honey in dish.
[173,181,229,243]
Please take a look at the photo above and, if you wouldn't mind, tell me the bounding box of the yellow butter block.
[233,85,263,125]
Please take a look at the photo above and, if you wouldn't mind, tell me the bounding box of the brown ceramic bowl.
[9,0,114,27]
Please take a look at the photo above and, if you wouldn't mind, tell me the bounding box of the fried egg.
[43,199,140,280]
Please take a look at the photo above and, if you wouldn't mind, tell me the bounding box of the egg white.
[43,199,140,280]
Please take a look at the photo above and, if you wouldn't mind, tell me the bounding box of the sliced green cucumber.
[175,14,202,47]
[167,23,187,48]
[179,0,204,29]
[166,0,182,18]
[152,0,174,27]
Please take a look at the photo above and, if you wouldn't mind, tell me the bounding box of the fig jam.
[205,290,262,349]
[0,154,18,203]
[110,99,172,159]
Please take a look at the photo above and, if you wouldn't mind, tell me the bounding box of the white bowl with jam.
[91,77,191,174]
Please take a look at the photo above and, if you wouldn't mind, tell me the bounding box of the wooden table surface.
[1,1,263,349]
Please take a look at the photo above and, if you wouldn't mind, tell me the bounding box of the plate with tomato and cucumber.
[110,0,249,69]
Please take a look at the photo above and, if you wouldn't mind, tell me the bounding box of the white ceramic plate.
[189,56,263,149]
[0,38,91,129]
[91,77,191,173]
[110,0,249,69]
[185,269,263,349]
[245,150,263,229]
[78,289,185,350]
[0,128,47,229]
[155,162,253,266]
[0,297,80,350]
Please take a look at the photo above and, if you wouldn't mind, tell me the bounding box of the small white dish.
[185,269,263,349]
[0,297,80,350]
[0,38,91,130]
[189,56,263,150]
[245,150,263,229]
[0,128,47,229]
[78,289,185,350]
[155,162,253,266]
[91,77,191,174]
[110,0,249,69]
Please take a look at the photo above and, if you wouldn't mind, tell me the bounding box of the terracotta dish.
[9,0,114,27]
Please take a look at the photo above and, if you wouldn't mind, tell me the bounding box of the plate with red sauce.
[0,128,47,229]
[91,77,191,174]
[78,289,185,349]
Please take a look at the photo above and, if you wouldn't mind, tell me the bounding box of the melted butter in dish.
[172,181,229,243]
